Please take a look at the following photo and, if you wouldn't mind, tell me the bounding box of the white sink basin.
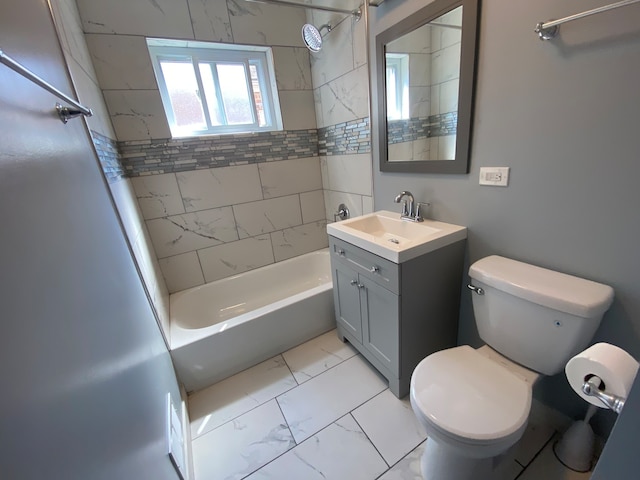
[327,210,467,263]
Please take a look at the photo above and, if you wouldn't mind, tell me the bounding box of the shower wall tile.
[271,221,329,262]
[177,164,263,212]
[146,207,238,258]
[272,47,312,91]
[362,196,374,215]
[85,34,157,90]
[159,252,205,293]
[66,57,116,140]
[258,157,322,199]
[431,43,461,85]
[440,78,460,114]
[227,0,305,47]
[300,190,326,223]
[103,89,171,141]
[321,154,372,196]
[198,235,275,283]
[76,0,194,38]
[309,16,355,89]
[352,11,367,69]
[131,173,185,220]
[187,0,233,42]
[318,65,369,128]
[388,140,413,162]
[409,86,431,118]
[279,90,317,130]
[324,191,364,223]
[410,53,431,87]
[51,0,96,80]
[234,195,303,239]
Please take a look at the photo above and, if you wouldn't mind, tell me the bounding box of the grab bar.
[535,0,640,40]
[0,47,93,123]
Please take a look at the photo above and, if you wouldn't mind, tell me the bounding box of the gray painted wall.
[0,1,182,478]
[371,0,640,436]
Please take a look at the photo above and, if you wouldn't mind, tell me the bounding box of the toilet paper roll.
[565,343,639,408]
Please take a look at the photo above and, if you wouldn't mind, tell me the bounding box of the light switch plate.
[479,167,510,186]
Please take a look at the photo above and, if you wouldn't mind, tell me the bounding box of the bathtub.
[169,249,335,392]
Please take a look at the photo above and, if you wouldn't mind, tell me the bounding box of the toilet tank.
[469,256,614,376]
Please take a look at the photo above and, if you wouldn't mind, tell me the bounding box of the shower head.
[302,23,332,52]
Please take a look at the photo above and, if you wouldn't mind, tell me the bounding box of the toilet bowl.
[409,255,614,480]
[411,346,538,479]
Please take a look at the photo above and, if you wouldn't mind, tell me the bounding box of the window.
[385,53,409,120]
[147,39,283,137]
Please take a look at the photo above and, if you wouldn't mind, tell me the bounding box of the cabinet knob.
[350,280,358,285]
[357,283,365,289]
[370,266,380,273]
[337,249,345,256]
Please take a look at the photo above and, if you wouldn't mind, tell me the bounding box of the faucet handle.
[414,202,430,221]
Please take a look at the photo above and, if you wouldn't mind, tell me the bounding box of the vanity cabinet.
[329,235,466,398]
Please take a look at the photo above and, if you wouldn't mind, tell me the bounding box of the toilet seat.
[411,345,531,445]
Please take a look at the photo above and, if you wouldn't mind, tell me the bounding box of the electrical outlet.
[479,167,510,186]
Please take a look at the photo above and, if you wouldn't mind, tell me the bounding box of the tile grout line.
[349,409,391,469]
[190,343,359,441]
[514,433,558,479]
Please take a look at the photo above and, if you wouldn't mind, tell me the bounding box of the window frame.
[385,53,410,121]
[147,40,283,137]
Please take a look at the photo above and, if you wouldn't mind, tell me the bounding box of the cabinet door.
[332,261,363,343]
[360,277,399,375]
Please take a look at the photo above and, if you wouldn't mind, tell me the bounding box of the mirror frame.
[376,0,479,174]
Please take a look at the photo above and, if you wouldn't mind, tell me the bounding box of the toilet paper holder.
[582,375,626,414]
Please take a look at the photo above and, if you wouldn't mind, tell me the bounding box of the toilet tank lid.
[469,256,614,318]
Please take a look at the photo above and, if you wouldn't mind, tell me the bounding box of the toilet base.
[421,438,494,480]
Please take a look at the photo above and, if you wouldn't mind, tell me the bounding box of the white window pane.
[160,61,206,129]
[216,63,253,125]
[198,63,223,126]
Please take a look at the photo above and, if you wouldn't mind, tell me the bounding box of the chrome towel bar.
[535,0,640,40]
[0,47,93,123]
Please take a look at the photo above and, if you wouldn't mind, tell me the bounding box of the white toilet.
[410,255,614,480]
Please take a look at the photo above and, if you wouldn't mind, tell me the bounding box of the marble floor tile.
[513,402,557,466]
[191,399,295,480]
[377,441,425,480]
[281,329,357,384]
[189,355,297,439]
[245,414,388,480]
[517,437,592,480]
[277,355,387,443]
[352,389,427,465]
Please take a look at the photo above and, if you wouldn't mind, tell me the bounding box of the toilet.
[410,255,614,480]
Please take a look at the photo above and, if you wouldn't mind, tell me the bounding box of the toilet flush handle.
[467,284,485,295]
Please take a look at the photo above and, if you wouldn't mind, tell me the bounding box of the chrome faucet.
[394,191,428,222]
[394,191,414,217]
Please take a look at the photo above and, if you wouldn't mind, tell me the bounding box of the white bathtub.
[169,249,335,392]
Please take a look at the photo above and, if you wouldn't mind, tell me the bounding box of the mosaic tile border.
[318,117,371,156]
[387,111,457,145]
[91,130,125,184]
[118,129,319,177]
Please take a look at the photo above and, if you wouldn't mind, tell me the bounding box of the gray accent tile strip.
[387,111,457,145]
[90,130,125,184]
[317,117,371,156]
[118,129,319,177]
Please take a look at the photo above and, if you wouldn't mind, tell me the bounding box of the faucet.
[394,191,427,222]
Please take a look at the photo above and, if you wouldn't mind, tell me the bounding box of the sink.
[327,210,467,263]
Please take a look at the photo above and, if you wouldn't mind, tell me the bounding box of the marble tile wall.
[132,157,327,292]
[307,0,374,222]
[49,0,173,337]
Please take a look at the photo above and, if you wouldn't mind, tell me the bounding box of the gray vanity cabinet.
[333,260,399,374]
[329,235,465,398]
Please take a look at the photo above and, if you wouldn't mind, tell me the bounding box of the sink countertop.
[326,210,467,263]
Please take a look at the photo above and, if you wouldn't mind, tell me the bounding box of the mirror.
[376,0,479,173]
